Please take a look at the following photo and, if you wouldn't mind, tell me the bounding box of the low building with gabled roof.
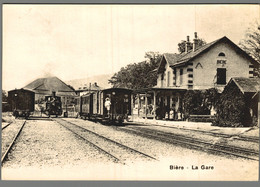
[23,76,77,109]
[220,77,260,126]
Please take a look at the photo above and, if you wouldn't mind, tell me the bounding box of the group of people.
[154,105,183,121]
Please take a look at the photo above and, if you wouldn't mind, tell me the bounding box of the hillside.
[65,73,113,90]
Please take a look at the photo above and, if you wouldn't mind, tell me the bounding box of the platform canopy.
[133,86,186,94]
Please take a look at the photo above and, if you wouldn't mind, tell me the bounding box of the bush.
[183,88,219,119]
[213,84,252,127]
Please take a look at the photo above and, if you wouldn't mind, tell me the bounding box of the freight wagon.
[8,88,35,118]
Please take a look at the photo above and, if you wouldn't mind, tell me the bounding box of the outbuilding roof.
[229,77,260,94]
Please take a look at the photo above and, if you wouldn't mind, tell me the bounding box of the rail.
[1,120,27,165]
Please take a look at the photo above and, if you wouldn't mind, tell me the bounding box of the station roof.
[158,36,259,72]
[133,86,187,93]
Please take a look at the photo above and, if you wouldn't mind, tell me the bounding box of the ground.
[1,115,259,180]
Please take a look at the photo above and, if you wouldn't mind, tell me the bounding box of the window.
[161,73,164,87]
[180,69,183,85]
[217,52,227,66]
[167,71,170,87]
[217,68,226,85]
[218,52,225,57]
[173,68,177,85]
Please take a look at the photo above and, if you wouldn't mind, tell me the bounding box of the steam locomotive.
[45,93,62,117]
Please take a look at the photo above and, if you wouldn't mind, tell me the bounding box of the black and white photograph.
[1,4,259,180]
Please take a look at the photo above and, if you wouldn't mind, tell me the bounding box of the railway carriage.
[78,92,94,119]
[8,88,35,118]
[99,88,132,123]
[75,88,132,124]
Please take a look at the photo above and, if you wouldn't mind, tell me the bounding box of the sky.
[2,4,260,91]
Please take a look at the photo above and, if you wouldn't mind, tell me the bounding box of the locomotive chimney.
[52,91,56,97]
[89,83,92,90]
[193,32,198,51]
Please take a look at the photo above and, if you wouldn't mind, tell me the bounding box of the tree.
[108,52,162,89]
[2,90,8,102]
[178,37,206,54]
[2,90,9,112]
[239,21,260,77]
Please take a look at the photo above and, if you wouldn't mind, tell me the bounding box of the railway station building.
[75,82,102,96]
[133,33,259,121]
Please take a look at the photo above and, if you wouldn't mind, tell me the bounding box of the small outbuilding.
[215,77,260,127]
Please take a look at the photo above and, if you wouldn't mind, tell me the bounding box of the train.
[8,88,35,119]
[7,87,131,123]
[75,88,132,124]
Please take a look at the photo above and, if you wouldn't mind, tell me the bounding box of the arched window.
[218,52,225,57]
[217,52,227,66]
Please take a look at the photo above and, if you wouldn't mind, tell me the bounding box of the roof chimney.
[89,83,92,90]
[193,32,198,52]
[185,36,192,53]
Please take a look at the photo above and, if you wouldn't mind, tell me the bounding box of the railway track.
[117,126,259,161]
[53,118,157,164]
[2,122,13,130]
[1,120,27,165]
[125,122,259,143]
